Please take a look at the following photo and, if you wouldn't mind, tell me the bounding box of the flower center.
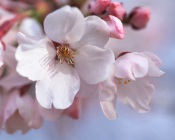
[56,44,76,66]
[116,78,131,85]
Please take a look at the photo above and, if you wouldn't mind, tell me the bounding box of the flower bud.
[89,0,110,15]
[129,7,151,29]
[103,15,124,39]
[64,97,82,119]
[108,2,126,21]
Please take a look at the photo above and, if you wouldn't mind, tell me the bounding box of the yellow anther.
[56,45,76,66]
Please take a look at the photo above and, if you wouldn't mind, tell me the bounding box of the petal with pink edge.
[115,53,149,80]
[103,15,124,39]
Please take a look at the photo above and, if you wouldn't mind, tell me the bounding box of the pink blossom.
[98,52,164,120]
[0,90,42,133]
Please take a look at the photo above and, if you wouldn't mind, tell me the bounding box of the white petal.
[44,5,85,44]
[118,78,155,113]
[100,99,117,120]
[141,52,164,77]
[99,66,117,120]
[115,53,149,80]
[16,33,38,62]
[75,45,115,84]
[71,16,109,49]
[17,32,38,45]
[142,51,162,67]
[36,62,80,109]
[16,38,56,81]
[19,18,44,40]
[147,57,164,77]
[99,64,117,101]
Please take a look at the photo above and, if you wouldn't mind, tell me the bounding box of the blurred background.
[1,0,175,140]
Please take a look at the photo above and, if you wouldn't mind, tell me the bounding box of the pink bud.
[108,2,126,21]
[129,7,151,29]
[103,15,124,39]
[89,0,110,15]
[64,97,82,119]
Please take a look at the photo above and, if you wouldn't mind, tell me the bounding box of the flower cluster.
[0,0,164,133]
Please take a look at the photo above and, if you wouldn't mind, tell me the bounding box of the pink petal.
[115,53,149,80]
[0,72,31,91]
[1,90,18,129]
[103,15,124,39]
[39,106,62,121]
[64,97,82,119]
[16,94,42,129]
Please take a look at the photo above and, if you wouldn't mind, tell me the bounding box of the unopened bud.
[89,0,110,15]
[64,97,82,119]
[129,7,151,29]
[108,2,126,21]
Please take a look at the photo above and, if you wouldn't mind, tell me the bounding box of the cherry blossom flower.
[0,45,42,133]
[16,6,115,109]
[0,90,42,133]
[99,52,164,120]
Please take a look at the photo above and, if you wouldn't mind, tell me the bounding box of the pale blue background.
[1,0,175,140]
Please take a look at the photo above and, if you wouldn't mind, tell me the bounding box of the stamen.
[115,78,131,85]
[56,45,76,66]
